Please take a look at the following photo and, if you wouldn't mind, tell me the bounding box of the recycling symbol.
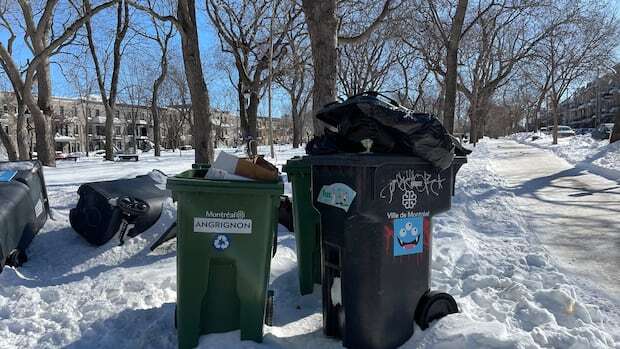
[213,234,230,251]
[402,190,417,209]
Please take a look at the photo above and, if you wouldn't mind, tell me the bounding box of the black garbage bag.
[315,92,456,169]
[306,128,365,155]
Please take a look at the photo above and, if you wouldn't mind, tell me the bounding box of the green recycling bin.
[283,156,322,295]
[167,166,283,348]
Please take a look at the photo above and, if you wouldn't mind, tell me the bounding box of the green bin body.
[282,156,322,295]
[167,167,283,348]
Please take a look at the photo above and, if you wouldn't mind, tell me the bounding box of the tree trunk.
[246,91,260,154]
[291,105,301,148]
[151,35,169,157]
[0,123,17,161]
[551,98,559,145]
[25,95,55,165]
[16,100,29,160]
[178,0,213,163]
[301,0,338,135]
[443,0,468,134]
[104,106,114,160]
[610,114,620,143]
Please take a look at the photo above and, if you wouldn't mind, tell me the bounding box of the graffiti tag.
[379,170,446,207]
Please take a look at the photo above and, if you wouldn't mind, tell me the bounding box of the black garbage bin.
[70,172,170,246]
[0,161,50,270]
[311,154,466,349]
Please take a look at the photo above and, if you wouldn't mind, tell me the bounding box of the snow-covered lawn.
[0,142,618,348]
[511,132,620,180]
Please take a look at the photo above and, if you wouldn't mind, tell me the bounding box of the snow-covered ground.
[511,133,620,180]
[0,142,618,348]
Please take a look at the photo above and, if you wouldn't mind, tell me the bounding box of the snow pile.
[0,143,617,348]
[408,141,618,348]
[511,132,620,179]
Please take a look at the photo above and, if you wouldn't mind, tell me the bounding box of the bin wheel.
[7,249,27,268]
[415,291,458,330]
[264,290,274,326]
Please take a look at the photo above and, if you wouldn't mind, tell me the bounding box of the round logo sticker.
[213,234,230,251]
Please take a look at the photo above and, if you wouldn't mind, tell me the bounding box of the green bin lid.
[167,168,283,195]
[282,156,311,174]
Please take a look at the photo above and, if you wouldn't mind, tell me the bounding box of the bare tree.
[133,0,175,156]
[540,3,617,145]
[206,0,300,153]
[275,23,312,148]
[161,60,192,149]
[337,28,399,96]
[129,0,214,163]
[83,0,130,160]
[301,0,395,133]
[0,0,118,166]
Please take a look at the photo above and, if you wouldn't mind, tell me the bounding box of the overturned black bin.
[311,154,466,349]
[70,171,170,246]
[0,161,50,270]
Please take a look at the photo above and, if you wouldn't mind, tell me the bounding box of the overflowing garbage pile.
[307,92,470,169]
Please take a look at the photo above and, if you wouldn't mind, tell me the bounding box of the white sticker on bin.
[194,217,252,234]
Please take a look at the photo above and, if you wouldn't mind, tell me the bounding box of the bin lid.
[167,169,283,195]
[282,156,311,174]
[309,154,467,168]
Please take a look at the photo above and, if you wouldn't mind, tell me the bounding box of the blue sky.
[1,3,619,117]
[0,4,290,117]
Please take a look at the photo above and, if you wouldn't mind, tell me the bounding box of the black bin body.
[310,154,466,349]
[70,174,170,245]
[0,161,50,269]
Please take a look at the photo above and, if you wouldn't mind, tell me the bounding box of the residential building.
[552,66,620,128]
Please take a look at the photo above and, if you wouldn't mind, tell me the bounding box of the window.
[4,126,8,134]
[60,106,64,115]
[96,126,105,136]
[87,108,91,118]
[74,125,79,136]
[115,126,121,135]
[115,110,120,118]
[95,109,100,117]
[140,127,147,137]
[3,105,7,112]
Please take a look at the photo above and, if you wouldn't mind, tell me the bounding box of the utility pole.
[267,0,275,158]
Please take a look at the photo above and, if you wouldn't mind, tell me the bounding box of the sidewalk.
[489,140,620,300]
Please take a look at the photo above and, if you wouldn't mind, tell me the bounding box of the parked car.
[592,123,614,140]
[179,145,193,150]
[547,126,575,138]
[575,128,594,135]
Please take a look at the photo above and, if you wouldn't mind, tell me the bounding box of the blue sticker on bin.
[393,216,423,256]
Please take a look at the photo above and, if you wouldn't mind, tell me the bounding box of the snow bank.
[511,132,620,180]
[0,143,617,348]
